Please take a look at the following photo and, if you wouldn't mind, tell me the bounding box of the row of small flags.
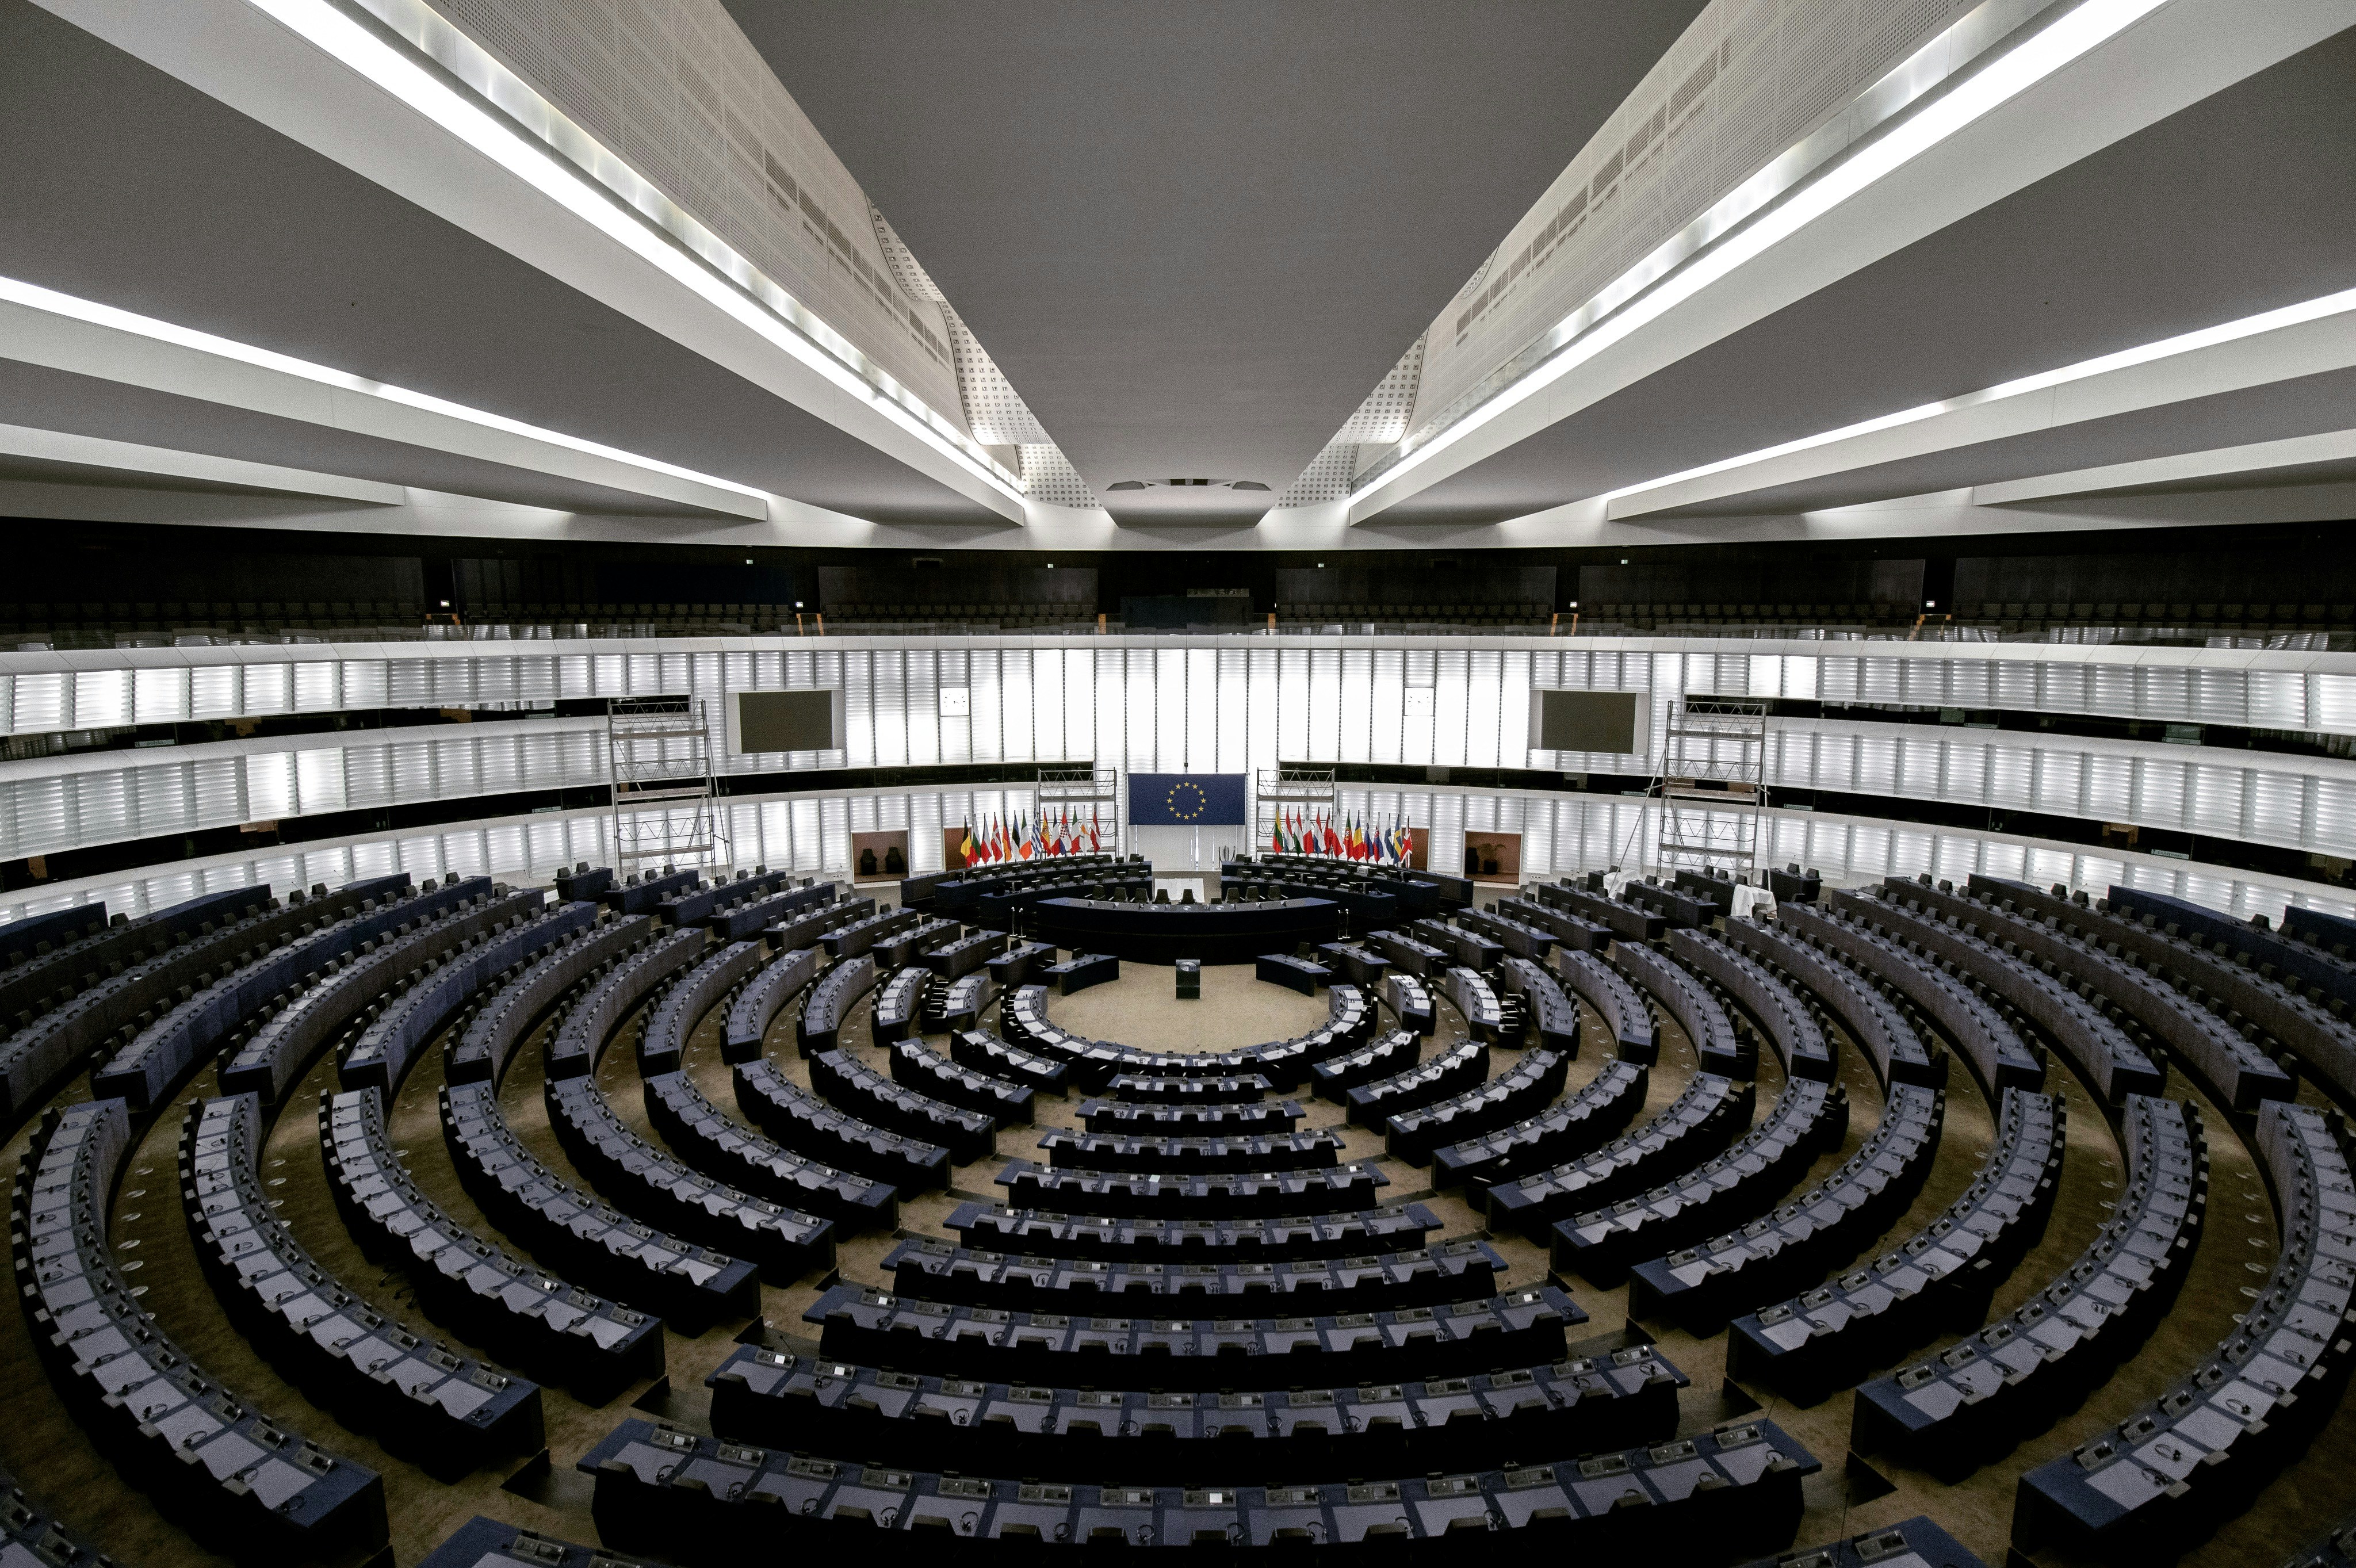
[1269,808,1413,863]
[959,808,1101,866]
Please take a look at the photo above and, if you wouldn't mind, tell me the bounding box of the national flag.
[1269,814,1283,854]
[960,823,978,866]
[1089,809,1101,852]
[1323,812,1342,856]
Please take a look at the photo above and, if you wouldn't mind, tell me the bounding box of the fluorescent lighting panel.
[1604,285,2356,512]
[1348,0,2168,510]
[0,273,770,510]
[244,0,1028,507]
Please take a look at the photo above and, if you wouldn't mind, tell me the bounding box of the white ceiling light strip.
[1347,0,2167,510]
[243,0,1028,507]
[1601,285,2356,515]
[0,273,771,510]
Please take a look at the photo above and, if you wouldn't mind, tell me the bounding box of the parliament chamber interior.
[2,1,2355,1564]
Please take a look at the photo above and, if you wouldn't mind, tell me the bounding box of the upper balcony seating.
[182,1095,543,1475]
[946,1027,1071,1095]
[802,1282,1582,1391]
[443,916,659,1086]
[321,1088,662,1399]
[440,1080,760,1330]
[542,927,705,1081]
[579,1412,1818,1563]
[720,944,824,1062]
[1668,928,1836,1083]
[1613,942,1751,1077]
[809,1049,997,1162]
[1379,970,1436,1035]
[1312,1027,1420,1099]
[636,938,768,1074]
[1486,1075,1753,1237]
[1628,1084,1944,1333]
[1344,1038,1486,1129]
[1498,893,1609,953]
[946,1199,1440,1263]
[1494,956,1581,1055]
[890,1038,1036,1123]
[1553,1076,1849,1284]
[1903,876,2292,1112]
[703,1336,1683,1486]
[1776,901,2043,1096]
[330,896,587,1099]
[797,954,878,1056]
[644,1067,902,1226]
[1384,1046,1569,1166]
[995,1160,1390,1221]
[1720,918,1945,1089]
[1535,881,1665,943]
[1078,1096,1302,1134]
[1839,887,2163,1104]
[2012,1099,2349,1561]
[2081,883,2356,1114]
[1038,1126,1341,1175]
[1554,949,1661,1063]
[881,1234,1500,1316]
[1432,1058,1647,1190]
[1729,1088,2065,1400]
[15,1098,387,1562]
[732,1056,950,1199]
[213,883,548,1103]
[1851,1095,2208,1479]
[92,875,483,1112]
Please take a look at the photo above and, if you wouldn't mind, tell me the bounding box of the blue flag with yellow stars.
[1127,772,1249,825]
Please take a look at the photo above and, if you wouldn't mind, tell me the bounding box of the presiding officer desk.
[1027,895,1342,963]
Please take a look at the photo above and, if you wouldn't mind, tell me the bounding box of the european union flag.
[1127,772,1249,825]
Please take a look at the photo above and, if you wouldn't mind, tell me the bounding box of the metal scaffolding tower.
[606,696,728,875]
[1654,697,1769,879]
[1256,767,1336,850]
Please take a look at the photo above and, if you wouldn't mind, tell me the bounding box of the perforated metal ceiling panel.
[727,1,1711,515]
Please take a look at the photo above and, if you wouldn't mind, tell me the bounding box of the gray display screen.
[734,689,840,753]
[1532,689,1646,755]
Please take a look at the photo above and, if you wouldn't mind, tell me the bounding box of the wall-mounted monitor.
[1529,689,1648,756]
[726,688,844,755]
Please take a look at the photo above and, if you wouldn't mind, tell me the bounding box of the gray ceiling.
[726,1,1710,519]
[0,0,1002,527]
[1379,26,2356,525]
